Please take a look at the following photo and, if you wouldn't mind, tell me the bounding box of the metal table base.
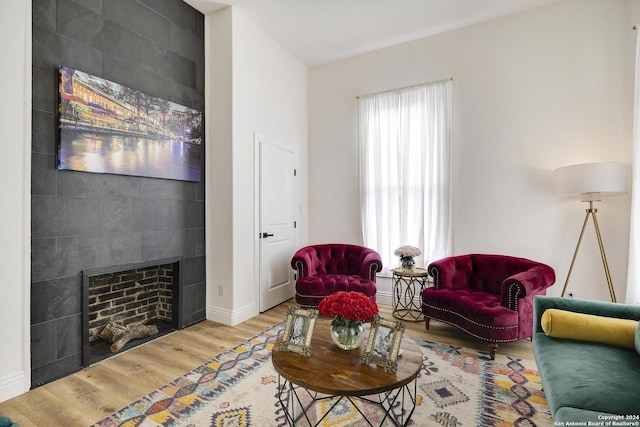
[276,374,418,427]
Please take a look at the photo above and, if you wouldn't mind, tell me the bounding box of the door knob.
[262,232,274,238]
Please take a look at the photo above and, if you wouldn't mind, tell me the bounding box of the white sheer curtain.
[359,79,452,271]
[627,30,640,305]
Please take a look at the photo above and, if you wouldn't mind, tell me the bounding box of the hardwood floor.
[0,300,533,426]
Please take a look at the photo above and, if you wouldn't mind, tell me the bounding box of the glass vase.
[400,256,415,271]
[330,317,365,350]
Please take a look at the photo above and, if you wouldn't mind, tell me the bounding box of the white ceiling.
[184,0,560,65]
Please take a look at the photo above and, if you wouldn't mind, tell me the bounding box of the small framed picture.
[279,306,318,357]
[362,315,406,373]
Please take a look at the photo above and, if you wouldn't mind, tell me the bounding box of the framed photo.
[279,306,318,357]
[362,315,406,373]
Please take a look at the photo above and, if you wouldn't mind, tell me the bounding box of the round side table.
[391,267,430,322]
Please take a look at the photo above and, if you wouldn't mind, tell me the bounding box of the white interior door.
[259,137,296,312]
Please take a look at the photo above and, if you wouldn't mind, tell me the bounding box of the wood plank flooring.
[0,300,533,426]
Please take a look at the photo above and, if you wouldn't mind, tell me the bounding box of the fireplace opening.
[82,258,181,367]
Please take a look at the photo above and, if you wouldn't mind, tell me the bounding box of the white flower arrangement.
[394,245,422,258]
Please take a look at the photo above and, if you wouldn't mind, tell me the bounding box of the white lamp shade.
[554,162,629,200]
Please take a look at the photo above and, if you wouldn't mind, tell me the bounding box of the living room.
[1,0,639,424]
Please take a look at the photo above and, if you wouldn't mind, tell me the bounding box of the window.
[359,79,452,270]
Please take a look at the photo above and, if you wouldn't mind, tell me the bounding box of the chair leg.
[488,343,498,360]
[424,317,430,330]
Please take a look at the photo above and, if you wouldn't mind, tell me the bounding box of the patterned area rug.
[92,323,552,426]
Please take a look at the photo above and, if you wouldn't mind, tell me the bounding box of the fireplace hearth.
[82,258,182,367]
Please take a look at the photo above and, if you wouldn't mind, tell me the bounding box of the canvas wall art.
[58,65,203,182]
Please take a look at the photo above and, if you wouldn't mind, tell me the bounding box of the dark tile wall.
[31,0,206,387]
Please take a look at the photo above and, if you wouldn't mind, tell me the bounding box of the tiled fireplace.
[31,0,206,387]
[82,258,182,366]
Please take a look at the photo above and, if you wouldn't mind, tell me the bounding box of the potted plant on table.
[394,245,422,271]
[318,291,379,350]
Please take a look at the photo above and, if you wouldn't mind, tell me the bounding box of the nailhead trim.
[428,266,440,288]
[506,282,521,311]
[294,260,382,281]
[368,261,382,281]
[295,291,376,301]
[423,314,516,344]
[296,291,375,300]
[422,303,518,332]
[293,259,305,277]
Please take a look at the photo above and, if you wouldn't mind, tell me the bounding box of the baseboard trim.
[376,291,392,307]
[207,302,258,326]
[207,293,396,326]
[0,371,26,403]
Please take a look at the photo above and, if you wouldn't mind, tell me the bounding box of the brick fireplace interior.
[82,259,182,367]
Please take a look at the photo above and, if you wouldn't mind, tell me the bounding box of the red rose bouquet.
[318,291,379,324]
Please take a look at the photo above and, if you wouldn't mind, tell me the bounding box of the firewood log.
[99,320,159,353]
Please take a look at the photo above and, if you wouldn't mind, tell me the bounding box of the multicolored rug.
[92,323,552,426]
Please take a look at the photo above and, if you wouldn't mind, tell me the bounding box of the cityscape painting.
[58,65,203,182]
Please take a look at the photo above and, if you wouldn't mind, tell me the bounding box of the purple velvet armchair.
[291,244,383,308]
[421,254,555,359]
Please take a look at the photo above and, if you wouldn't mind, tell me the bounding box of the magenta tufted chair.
[291,244,383,308]
[421,254,555,359]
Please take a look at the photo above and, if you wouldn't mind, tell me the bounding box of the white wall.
[206,8,235,320]
[629,0,640,24]
[205,7,308,324]
[308,0,635,302]
[232,10,308,312]
[0,0,31,401]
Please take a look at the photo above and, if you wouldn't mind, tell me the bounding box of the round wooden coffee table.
[272,320,423,426]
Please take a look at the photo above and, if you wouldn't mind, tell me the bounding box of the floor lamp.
[554,162,629,302]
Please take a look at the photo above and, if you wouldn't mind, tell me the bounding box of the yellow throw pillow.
[541,308,639,349]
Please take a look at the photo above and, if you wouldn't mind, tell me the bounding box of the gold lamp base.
[560,201,617,302]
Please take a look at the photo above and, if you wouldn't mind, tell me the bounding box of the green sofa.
[532,296,640,422]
